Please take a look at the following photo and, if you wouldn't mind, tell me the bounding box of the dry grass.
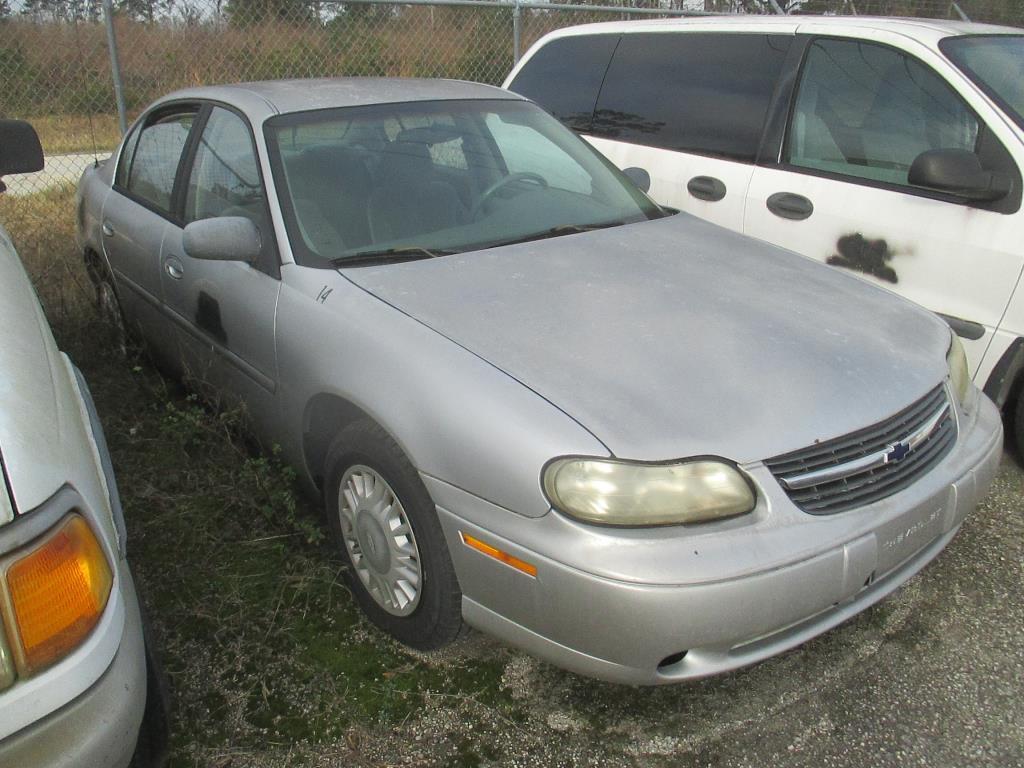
[32,114,122,155]
[0,184,92,337]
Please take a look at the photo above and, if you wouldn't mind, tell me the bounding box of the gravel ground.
[199,452,1024,768]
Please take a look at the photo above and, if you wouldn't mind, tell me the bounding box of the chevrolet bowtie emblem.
[885,440,912,463]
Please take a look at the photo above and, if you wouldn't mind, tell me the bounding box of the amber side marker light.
[5,515,113,674]
[460,532,537,577]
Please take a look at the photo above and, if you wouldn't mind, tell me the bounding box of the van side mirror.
[908,148,1010,202]
[183,217,262,263]
[622,166,651,193]
[0,120,44,180]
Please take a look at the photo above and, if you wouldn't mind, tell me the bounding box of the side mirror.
[908,148,1010,202]
[183,216,262,263]
[0,119,44,178]
[622,166,651,194]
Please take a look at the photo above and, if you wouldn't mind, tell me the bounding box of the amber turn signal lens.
[6,515,112,673]
[461,532,537,577]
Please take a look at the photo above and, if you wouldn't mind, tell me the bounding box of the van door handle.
[687,176,727,202]
[165,257,184,280]
[766,192,814,221]
[101,221,114,237]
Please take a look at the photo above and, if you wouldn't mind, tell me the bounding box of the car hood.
[0,226,72,522]
[342,213,951,464]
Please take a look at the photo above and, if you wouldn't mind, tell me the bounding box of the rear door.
[101,105,199,363]
[744,32,1024,375]
[160,104,281,431]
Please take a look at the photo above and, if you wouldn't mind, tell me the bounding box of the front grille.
[765,384,956,515]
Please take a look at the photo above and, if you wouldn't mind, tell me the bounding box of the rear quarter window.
[593,32,792,163]
[507,34,620,133]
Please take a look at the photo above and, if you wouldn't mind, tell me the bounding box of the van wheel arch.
[983,337,1024,454]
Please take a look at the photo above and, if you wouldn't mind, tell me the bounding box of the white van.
[505,17,1024,447]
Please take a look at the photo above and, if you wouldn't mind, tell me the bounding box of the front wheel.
[324,421,462,650]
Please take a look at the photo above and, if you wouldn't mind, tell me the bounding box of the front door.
[744,34,1024,376]
[160,105,282,432]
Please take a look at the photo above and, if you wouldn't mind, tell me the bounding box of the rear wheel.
[95,271,128,357]
[1015,386,1024,458]
[324,421,462,649]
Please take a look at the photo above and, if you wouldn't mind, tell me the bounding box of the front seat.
[366,137,467,243]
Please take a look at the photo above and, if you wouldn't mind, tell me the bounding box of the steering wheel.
[470,172,548,219]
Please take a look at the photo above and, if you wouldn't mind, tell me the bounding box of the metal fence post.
[103,0,129,136]
[512,0,521,64]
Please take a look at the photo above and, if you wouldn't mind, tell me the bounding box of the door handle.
[687,176,727,202]
[766,192,814,221]
[165,257,184,280]
[101,221,114,237]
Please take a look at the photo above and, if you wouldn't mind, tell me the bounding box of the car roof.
[533,14,1021,40]
[152,77,520,122]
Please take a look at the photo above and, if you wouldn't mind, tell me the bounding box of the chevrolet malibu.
[77,79,1003,685]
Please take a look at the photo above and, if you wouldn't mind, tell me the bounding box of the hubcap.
[337,465,422,616]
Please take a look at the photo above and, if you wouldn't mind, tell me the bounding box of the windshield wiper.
[488,220,631,249]
[332,246,457,267]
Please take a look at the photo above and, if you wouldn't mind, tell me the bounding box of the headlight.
[543,457,756,526]
[947,333,970,407]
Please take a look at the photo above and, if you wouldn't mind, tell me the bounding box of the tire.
[1015,386,1024,458]
[324,420,462,650]
[95,270,129,357]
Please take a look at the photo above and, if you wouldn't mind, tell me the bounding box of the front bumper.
[0,567,148,767]
[430,393,1003,685]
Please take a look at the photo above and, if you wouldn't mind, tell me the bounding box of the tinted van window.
[593,33,791,162]
[507,34,620,132]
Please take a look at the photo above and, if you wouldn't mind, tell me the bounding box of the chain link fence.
[0,0,1020,206]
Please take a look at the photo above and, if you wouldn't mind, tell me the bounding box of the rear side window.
[127,111,196,214]
[593,33,792,163]
[507,34,620,132]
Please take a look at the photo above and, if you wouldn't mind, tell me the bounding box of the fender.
[983,337,1024,409]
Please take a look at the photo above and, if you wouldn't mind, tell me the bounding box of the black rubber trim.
[983,337,1024,409]
[936,312,986,341]
[756,34,809,166]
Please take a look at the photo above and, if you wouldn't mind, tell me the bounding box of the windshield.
[264,99,664,266]
[941,35,1024,131]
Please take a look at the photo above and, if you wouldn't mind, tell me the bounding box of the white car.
[0,120,167,766]
[506,16,1024,447]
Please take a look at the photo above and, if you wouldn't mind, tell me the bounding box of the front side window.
[265,99,663,266]
[593,33,793,162]
[127,110,196,213]
[787,39,979,186]
[184,106,275,272]
[185,107,266,228]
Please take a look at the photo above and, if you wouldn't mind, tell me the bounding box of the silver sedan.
[77,79,1002,685]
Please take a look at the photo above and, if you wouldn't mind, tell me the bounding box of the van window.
[787,39,979,186]
[592,33,792,163]
[507,34,620,133]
